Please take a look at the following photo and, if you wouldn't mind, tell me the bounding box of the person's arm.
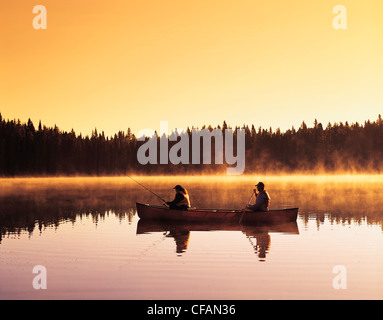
[166,193,184,206]
[247,193,265,211]
[247,202,260,211]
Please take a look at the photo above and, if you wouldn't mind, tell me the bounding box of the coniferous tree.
[1,114,383,176]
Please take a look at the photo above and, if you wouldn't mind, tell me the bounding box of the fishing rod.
[127,176,168,206]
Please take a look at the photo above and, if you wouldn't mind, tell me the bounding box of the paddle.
[239,191,255,225]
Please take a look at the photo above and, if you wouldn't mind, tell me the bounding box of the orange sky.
[1,0,382,136]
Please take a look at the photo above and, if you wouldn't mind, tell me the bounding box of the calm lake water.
[1,175,383,300]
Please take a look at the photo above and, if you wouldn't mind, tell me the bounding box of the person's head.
[255,182,265,191]
[173,185,187,194]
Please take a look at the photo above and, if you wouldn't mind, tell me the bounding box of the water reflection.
[1,176,383,300]
[242,223,299,261]
[136,220,299,260]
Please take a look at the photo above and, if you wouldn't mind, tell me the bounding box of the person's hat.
[255,182,265,189]
[173,185,183,191]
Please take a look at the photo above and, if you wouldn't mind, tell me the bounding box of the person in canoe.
[246,182,270,212]
[166,185,191,210]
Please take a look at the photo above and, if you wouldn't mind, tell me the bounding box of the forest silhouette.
[1,112,383,176]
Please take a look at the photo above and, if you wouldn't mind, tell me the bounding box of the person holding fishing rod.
[128,176,190,210]
[245,182,270,212]
[166,185,191,210]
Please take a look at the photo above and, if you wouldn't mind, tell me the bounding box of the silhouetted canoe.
[136,219,299,235]
[136,202,298,224]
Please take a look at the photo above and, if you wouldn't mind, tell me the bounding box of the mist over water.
[1,174,382,217]
[1,175,383,299]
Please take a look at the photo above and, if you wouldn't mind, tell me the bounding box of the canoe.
[136,202,298,225]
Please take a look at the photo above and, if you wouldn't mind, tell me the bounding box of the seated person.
[166,185,191,210]
[246,182,270,212]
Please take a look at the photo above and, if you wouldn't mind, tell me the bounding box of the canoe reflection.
[136,220,299,260]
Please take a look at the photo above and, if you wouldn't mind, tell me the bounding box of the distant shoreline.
[2,113,383,176]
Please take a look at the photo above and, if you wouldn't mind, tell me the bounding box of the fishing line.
[127,175,168,205]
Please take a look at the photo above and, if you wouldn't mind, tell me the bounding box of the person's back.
[166,185,191,210]
[253,190,270,211]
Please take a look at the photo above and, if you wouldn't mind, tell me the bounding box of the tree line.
[1,112,383,176]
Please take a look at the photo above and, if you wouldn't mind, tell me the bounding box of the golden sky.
[1,0,382,136]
